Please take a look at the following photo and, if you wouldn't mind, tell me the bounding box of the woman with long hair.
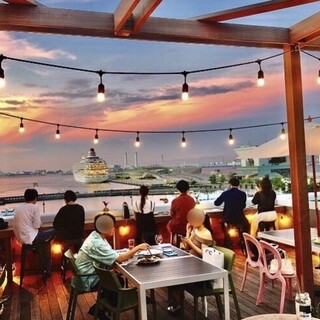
[250,176,277,236]
[133,185,158,244]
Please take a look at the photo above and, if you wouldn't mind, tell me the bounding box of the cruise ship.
[73,148,109,183]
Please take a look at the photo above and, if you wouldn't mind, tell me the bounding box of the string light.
[257,60,265,87]
[181,131,187,147]
[0,54,5,89]
[280,123,286,140]
[19,118,25,133]
[55,124,60,139]
[318,70,320,85]
[228,129,234,145]
[135,131,140,147]
[181,71,189,101]
[97,70,105,102]
[94,129,99,144]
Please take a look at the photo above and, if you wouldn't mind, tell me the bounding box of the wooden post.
[283,45,314,299]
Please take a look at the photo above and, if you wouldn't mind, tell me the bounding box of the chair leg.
[179,290,184,320]
[193,296,199,320]
[256,272,265,305]
[70,289,79,320]
[230,276,242,320]
[240,261,248,291]
[20,246,27,287]
[215,294,224,319]
[279,279,287,313]
[150,289,157,320]
[66,287,75,320]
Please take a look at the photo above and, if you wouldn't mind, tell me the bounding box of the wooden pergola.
[1,0,320,301]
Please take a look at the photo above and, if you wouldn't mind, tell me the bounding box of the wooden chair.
[257,240,295,313]
[93,261,157,320]
[0,265,12,316]
[185,246,241,320]
[20,243,37,287]
[64,249,97,320]
[240,233,263,292]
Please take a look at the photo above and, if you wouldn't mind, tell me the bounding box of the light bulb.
[257,69,265,87]
[228,129,234,145]
[0,78,5,89]
[55,125,60,139]
[94,129,99,144]
[280,124,286,140]
[181,132,187,147]
[0,55,5,89]
[135,132,140,147]
[19,118,25,133]
[181,72,189,101]
[97,70,105,102]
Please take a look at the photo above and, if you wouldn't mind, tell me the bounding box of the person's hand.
[182,237,192,246]
[186,223,193,234]
[136,243,149,251]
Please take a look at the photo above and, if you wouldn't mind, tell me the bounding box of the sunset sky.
[1,0,320,172]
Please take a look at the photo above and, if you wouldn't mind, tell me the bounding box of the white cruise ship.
[73,148,109,183]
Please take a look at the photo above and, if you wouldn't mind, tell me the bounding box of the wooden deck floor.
[1,246,320,320]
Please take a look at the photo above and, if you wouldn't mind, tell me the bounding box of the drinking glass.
[155,234,163,246]
[128,238,135,250]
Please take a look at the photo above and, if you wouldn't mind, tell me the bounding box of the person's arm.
[242,192,247,209]
[170,199,177,217]
[33,206,42,229]
[214,193,224,206]
[252,192,259,205]
[53,209,62,229]
[116,243,149,263]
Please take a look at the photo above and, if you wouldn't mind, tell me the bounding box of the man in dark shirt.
[214,177,249,251]
[53,190,85,251]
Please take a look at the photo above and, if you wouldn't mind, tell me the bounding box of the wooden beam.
[290,11,320,45]
[283,45,314,300]
[132,0,162,33]
[194,0,320,22]
[114,0,140,34]
[4,0,38,5]
[0,4,319,50]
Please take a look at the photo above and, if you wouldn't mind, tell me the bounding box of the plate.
[136,249,162,256]
[137,256,161,265]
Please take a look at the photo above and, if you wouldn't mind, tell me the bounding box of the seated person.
[75,213,149,318]
[250,177,277,236]
[168,208,215,313]
[13,188,55,281]
[133,185,157,245]
[53,190,85,251]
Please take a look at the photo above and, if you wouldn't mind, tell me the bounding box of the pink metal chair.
[257,240,295,313]
[240,233,263,292]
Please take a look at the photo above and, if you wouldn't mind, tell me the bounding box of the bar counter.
[0,206,287,283]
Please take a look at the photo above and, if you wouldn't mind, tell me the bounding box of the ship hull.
[73,173,109,184]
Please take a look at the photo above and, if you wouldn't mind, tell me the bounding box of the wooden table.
[258,228,320,253]
[116,246,230,320]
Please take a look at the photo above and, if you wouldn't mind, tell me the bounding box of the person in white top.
[13,189,55,281]
[133,185,158,245]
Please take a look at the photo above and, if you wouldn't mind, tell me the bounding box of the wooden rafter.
[193,0,320,22]
[4,0,38,5]
[0,4,320,50]
[290,11,320,45]
[114,0,162,36]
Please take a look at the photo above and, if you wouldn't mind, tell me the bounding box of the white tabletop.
[243,314,317,320]
[116,246,230,320]
[258,228,320,253]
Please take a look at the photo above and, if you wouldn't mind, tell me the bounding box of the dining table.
[257,227,320,253]
[115,245,230,320]
[243,314,317,320]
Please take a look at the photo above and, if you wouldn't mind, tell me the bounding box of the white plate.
[136,249,162,256]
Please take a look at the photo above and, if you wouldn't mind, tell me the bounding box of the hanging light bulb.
[181,131,187,148]
[0,55,5,89]
[228,129,234,145]
[181,71,189,101]
[19,118,25,133]
[135,131,140,147]
[257,60,265,87]
[280,123,286,140]
[55,124,61,139]
[97,70,105,102]
[317,70,320,85]
[94,129,99,144]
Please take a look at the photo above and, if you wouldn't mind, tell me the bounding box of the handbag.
[203,247,224,289]
[269,251,295,275]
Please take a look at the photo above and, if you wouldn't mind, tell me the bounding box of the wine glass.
[155,234,163,247]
